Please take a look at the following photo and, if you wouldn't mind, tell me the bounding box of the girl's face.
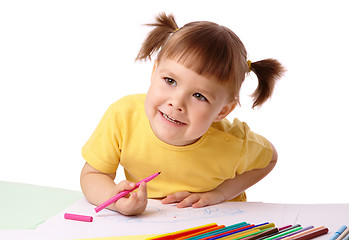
[145,58,236,146]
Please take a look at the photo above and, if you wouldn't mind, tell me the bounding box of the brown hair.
[136,12,285,108]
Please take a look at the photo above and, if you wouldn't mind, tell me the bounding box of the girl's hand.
[161,189,225,208]
[112,180,148,215]
[80,163,148,216]
[161,142,278,209]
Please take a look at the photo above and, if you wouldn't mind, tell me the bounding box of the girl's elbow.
[270,142,278,164]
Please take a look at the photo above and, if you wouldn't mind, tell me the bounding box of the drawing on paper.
[99,203,245,223]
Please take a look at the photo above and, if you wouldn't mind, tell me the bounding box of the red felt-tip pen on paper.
[94,172,161,213]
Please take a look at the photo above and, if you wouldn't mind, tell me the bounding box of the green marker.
[186,222,249,240]
[263,226,303,240]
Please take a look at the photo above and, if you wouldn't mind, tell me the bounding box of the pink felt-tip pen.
[64,213,93,222]
[94,171,161,213]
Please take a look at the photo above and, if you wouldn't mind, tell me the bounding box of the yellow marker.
[258,223,275,231]
[219,229,260,240]
[146,223,218,240]
[176,225,226,240]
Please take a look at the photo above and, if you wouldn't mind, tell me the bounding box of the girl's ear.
[150,60,159,83]
[152,60,159,74]
[214,101,237,122]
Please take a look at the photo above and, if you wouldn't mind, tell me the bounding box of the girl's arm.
[80,162,148,215]
[161,142,278,208]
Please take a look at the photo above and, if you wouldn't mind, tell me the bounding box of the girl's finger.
[136,182,147,200]
[115,180,136,192]
[177,194,201,208]
[161,191,191,204]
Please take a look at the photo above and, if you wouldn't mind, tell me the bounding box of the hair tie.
[247,60,252,72]
[173,28,179,33]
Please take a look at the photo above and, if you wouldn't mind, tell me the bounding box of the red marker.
[94,172,161,213]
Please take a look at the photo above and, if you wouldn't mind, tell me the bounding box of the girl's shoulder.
[101,94,147,123]
[113,94,146,106]
[110,94,146,111]
[210,118,250,140]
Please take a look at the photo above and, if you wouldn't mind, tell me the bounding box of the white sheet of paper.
[30,198,349,240]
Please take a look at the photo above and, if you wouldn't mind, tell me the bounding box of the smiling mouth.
[161,112,185,125]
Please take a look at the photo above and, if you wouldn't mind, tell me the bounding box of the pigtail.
[136,13,179,61]
[249,58,285,108]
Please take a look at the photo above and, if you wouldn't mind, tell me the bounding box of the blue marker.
[329,225,347,240]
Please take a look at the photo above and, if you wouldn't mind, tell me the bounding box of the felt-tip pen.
[329,225,347,240]
[94,171,161,213]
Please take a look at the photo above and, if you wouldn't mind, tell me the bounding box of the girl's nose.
[168,102,183,112]
[168,94,185,112]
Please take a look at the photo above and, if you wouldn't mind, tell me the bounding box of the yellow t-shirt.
[82,94,273,201]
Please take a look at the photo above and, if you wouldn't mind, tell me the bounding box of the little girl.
[80,13,285,216]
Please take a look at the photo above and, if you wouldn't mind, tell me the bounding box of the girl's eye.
[193,93,208,102]
[165,78,177,86]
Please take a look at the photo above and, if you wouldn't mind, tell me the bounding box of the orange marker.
[146,223,218,240]
[176,225,226,240]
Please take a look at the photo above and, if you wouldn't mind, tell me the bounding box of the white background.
[1,0,348,204]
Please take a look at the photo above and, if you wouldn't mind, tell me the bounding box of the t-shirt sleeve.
[231,120,273,174]
[81,104,122,173]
